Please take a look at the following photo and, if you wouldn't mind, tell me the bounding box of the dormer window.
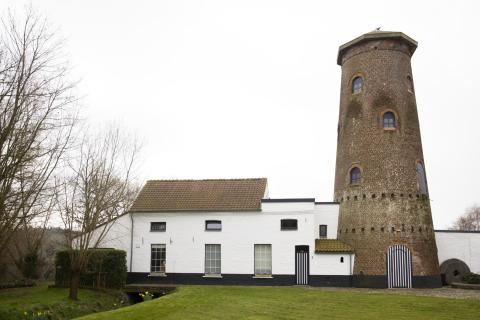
[383,111,396,129]
[350,167,361,184]
[352,76,363,94]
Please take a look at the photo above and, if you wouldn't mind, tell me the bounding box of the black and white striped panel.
[296,252,309,285]
[387,244,412,288]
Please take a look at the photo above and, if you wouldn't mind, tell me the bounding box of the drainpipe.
[129,212,134,272]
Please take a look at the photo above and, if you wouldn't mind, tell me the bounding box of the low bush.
[0,279,36,290]
[55,249,127,289]
[462,272,480,284]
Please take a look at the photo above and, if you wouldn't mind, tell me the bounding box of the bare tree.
[56,126,140,300]
[451,205,480,231]
[0,9,77,257]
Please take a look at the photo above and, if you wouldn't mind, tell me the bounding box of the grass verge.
[77,285,480,320]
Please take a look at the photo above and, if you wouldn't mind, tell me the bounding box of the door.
[295,245,309,285]
[387,244,412,288]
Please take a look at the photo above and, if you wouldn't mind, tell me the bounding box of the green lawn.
[77,286,480,320]
[0,283,125,320]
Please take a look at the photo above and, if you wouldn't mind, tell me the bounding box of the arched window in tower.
[407,75,414,93]
[352,77,363,94]
[416,162,428,195]
[350,167,361,184]
[383,111,396,129]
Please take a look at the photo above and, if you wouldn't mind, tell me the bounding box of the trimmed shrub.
[0,279,36,289]
[55,249,127,289]
[462,272,480,284]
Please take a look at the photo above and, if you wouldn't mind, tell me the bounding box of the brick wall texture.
[334,33,441,277]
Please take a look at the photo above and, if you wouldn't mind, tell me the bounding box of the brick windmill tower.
[334,30,441,288]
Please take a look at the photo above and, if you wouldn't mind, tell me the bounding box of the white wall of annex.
[96,214,132,271]
[313,204,338,239]
[129,204,347,276]
[311,253,354,275]
[435,231,480,274]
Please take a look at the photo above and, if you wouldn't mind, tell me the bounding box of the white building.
[98,178,354,286]
[97,178,480,287]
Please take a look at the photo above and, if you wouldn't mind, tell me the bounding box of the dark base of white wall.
[127,273,352,287]
[127,272,442,288]
[351,275,442,288]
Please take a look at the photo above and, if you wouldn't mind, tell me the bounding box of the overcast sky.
[2,0,479,228]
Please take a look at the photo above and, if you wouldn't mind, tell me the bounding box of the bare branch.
[0,9,78,256]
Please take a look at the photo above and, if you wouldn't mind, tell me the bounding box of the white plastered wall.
[121,202,352,276]
[435,231,480,274]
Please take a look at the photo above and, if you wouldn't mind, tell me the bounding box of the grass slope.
[0,283,125,320]
[77,286,480,320]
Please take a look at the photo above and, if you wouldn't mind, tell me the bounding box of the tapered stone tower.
[334,31,441,288]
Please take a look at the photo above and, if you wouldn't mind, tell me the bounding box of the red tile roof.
[315,239,354,253]
[130,178,267,212]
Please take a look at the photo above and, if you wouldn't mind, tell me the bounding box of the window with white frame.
[205,244,221,275]
[150,222,166,232]
[254,244,272,276]
[280,219,298,230]
[151,244,166,274]
[205,220,222,231]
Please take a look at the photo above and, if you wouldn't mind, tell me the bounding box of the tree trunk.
[69,271,80,300]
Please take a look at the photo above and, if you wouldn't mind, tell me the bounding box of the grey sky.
[3,0,479,228]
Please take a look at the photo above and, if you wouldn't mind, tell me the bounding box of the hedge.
[462,272,480,284]
[55,249,127,289]
[0,279,36,290]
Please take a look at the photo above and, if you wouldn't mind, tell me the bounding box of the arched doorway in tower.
[387,245,412,288]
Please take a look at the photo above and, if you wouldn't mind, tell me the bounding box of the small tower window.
[350,167,361,184]
[416,162,428,195]
[407,75,414,93]
[383,112,396,129]
[352,77,363,94]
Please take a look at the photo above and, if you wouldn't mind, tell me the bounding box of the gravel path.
[315,286,480,300]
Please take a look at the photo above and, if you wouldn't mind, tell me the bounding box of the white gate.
[295,246,309,285]
[387,244,412,288]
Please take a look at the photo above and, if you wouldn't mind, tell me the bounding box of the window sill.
[383,127,396,131]
[203,274,222,278]
[148,273,167,277]
[253,275,273,279]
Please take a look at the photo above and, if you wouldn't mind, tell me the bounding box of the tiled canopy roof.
[315,239,354,253]
[130,178,268,212]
